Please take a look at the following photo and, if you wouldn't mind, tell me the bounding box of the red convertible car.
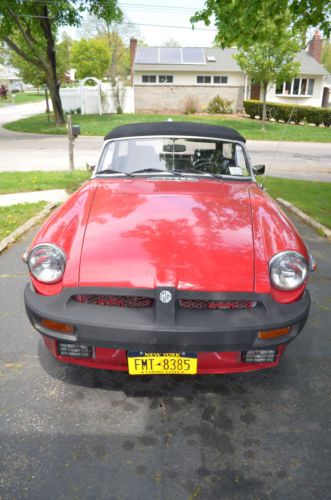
[24,122,313,375]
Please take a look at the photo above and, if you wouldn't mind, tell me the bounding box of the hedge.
[243,100,331,127]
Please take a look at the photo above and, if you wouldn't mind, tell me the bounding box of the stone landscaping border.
[277,198,331,240]
[0,202,57,254]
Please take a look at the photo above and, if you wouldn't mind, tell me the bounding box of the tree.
[322,40,331,73]
[235,16,301,129]
[70,38,110,80]
[80,15,139,84]
[191,0,331,49]
[162,38,181,47]
[10,50,45,88]
[0,1,122,125]
[56,32,73,83]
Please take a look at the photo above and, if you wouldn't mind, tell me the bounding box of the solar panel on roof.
[182,47,205,64]
[159,47,181,64]
[135,47,158,64]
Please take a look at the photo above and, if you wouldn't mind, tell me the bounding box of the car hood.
[79,179,254,291]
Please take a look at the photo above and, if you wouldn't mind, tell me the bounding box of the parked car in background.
[24,122,313,375]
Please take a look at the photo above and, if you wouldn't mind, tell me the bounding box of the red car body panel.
[30,179,308,303]
[79,180,254,291]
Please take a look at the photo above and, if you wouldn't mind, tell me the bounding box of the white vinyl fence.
[60,79,134,115]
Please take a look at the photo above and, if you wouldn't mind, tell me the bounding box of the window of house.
[284,81,292,94]
[275,78,315,96]
[275,82,283,94]
[213,76,228,84]
[197,76,211,84]
[293,78,300,95]
[308,79,314,95]
[159,75,173,83]
[142,75,157,83]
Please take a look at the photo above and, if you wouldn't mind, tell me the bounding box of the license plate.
[127,352,197,375]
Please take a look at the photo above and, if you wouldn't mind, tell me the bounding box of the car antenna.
[261,104,299,189]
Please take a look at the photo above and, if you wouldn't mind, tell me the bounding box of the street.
[0,103,330,180]
[0,212,330,499]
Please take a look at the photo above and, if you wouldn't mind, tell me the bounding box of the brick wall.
[134,85,245,113]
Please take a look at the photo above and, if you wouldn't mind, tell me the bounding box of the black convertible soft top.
[104,121,246,143]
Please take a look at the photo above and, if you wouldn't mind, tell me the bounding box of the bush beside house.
[244,100,331,126]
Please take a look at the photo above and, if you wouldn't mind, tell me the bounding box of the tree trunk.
[46,76,64,125]
[41,5,65,125]
[261,82,268,131]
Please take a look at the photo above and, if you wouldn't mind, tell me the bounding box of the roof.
[104,122,246,143]
[134,47,241,72]
[134,46,328,76]
[296,52,329,75]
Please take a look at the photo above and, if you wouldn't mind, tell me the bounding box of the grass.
[0,92,44,106]
[265,177,331,228]
[4,112,331,142]
[0,171,90,195]
[0,202,46,240]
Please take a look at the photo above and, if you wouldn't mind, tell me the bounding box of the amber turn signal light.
[258,326,290,340]
[40,319,74,334]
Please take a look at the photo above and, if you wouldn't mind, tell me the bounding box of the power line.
[121,21,216,31]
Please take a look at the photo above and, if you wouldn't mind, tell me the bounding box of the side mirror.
[252,164,265,175]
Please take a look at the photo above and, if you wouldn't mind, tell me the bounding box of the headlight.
[269,251,308,291]
[28,244,66,283]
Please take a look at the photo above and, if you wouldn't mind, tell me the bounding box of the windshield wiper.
[173,169,223,180]
[131,168,171,175]
[96,169,134,177]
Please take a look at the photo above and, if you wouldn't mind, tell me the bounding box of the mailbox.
[72,125,80,138]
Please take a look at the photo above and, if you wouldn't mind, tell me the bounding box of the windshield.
[96,137,251,178]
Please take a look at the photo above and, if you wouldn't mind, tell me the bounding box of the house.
[0,64,23,92]
[130,33,330,113]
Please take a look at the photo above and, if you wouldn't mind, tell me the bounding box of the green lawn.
[0,171,90,195]
[0,92,45,107]
[0,202,46,240]
[265,177,331,229]
[4,112,331,142]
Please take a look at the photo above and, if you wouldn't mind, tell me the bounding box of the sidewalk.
[0,189,69,207]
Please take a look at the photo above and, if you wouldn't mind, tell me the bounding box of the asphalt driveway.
[0,213,330,500]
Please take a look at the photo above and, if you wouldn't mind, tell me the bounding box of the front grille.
[74,294,154,308]
[179,299,257,310]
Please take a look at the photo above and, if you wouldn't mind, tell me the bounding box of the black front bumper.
[24,285,310,352]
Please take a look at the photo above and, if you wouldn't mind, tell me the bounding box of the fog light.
[40,319,74,334]
[258,326,290,340]
[243,349,276,363]
[58,342,92,358]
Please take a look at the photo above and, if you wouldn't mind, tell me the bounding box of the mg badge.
[159,290,172,304]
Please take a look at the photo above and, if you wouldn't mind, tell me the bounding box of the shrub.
[322,109,331,127]
[183,95,200,114]
[243,100,330,126]
[242,100,261,119]
[207,95,233,114]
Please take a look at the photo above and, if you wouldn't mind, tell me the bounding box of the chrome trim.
[27,243,67,284]
[269,251,309,291]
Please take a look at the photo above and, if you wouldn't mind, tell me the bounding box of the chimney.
[130,38,137,87]
[308,30,322,63]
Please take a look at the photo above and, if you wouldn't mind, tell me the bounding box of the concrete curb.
[0,201,57,254]
[277,198,331,240]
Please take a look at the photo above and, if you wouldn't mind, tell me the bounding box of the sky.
[62,0,217,47]
[117,0,217,46]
